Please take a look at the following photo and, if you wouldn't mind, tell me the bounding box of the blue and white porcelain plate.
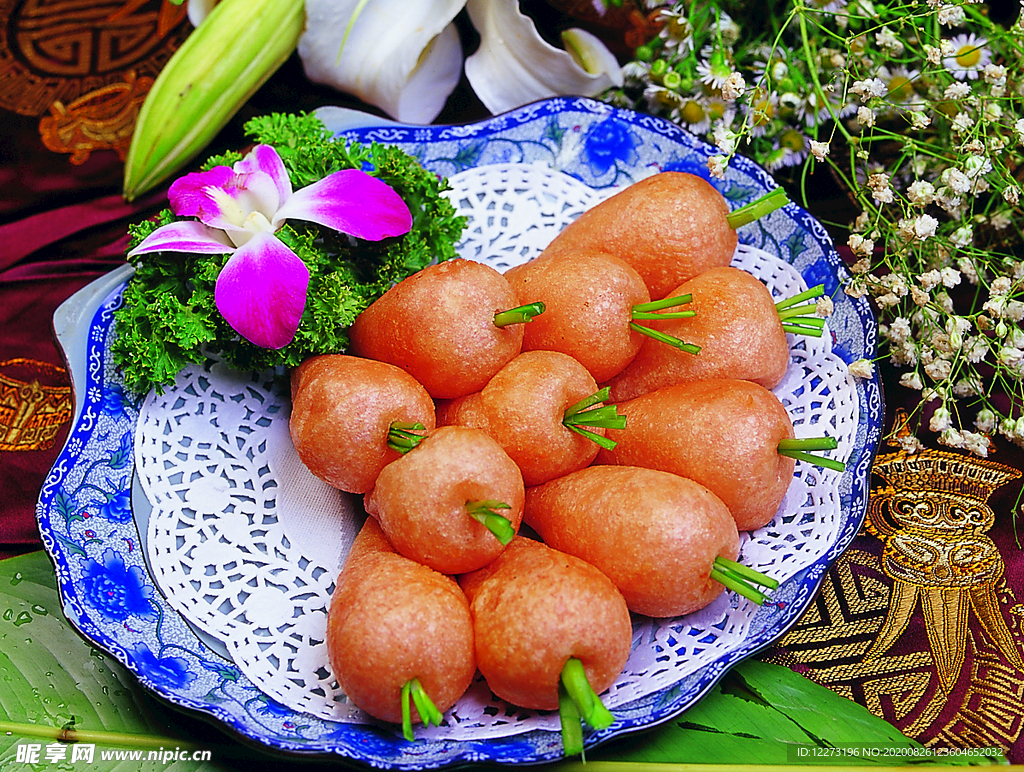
[38,97,882,769]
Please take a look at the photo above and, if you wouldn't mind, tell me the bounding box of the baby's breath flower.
[941,167,972,195]
[950,224,973,248]
[899,370,923,390]
[816,296,834,316]
[975,408,996,434]
[963,430,991,457]
[856,106,876,128]
[849,358,875,378]
[707,154,729,178]
[943,81,972,100]
[889,316,912,343]
[940,267,962,288]
[867,172,895,203]
[930,405,952,432]
[850,77,887,100]
[810,139,830,161]
[937,4,967,27]
[906,180,935,206]
[721,72,746,101]
[914,214,938,239]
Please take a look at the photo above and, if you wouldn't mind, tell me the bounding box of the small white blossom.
[713,125,739,154]
[925,45,942,65]
[850,78,887,100]
[810,140,830,161]
[856,105,876,127]
[963,430,991,458]
[944,82,972,100]
[975,409,996,434]
[707,155,729,179]
[950,112,975,134]
[938,5,966,26]
[721,72,746,101]
[899,370,923,390]
[815,296,834,317]
[907,180,935,206]
[925,357,953,380]
[914,214,938,240]
[950,225,973,248]
[867,172,895,203]
[941,167,972,195]
[918,270,942,291]
[897,434,925,453]
[957,257,979,285]
[1004,186,1021,206]
[909,111,931,130]
[963,335,988,363]
[889,317,912,344]
[1015,118,1024,144]
[991,276,1013,296]
[929,406,952,432]
[939,428,966,449]
[983,63,1007,86]
[848,358,874,378]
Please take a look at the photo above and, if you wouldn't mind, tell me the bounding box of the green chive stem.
[710,566,768,605]
[775,284,825,311]
[777,437,839,452]
[564,387,611,418]
[401,678,444,742]
[725,187,790,229]
[714,556,780,590]
[776,303,821,322]
[563,389,626,450]
[632,294,695,320]
[387,422,428,454]
[494,302,546,328]
[781,322,825,338]
[629,322,701,354]
[558,681,585,757]
[565,424,618,451]
[466,500,516,545]
[560,658,614,733]
[778,449,847,472]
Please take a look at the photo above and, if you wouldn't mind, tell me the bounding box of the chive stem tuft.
[387,422,428,454]
[726,187,790,229]
[494,302,546,328]
[466,500,516,545]
[629,322,701,354]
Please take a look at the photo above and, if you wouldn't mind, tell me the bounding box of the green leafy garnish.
[111,112,466,394]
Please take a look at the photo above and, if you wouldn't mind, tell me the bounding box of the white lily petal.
[464,0,623,115]
[298,0,467,124]
[562,28,624,86]
[186,0,218,28]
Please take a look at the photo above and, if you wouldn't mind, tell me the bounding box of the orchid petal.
[298,0,466,124]
[127,220,235,257]
[235,144,292,211]
[214,231,310,349]
[169,163,282,237]
[274,168,413,241]
[464,0,623,115]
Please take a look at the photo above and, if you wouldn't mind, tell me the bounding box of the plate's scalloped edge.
[36,97,884,770]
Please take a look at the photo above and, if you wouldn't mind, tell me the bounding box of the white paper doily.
[135,163,856,739]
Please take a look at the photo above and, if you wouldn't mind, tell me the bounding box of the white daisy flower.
[696,53,735,90]
[943,33,991,80]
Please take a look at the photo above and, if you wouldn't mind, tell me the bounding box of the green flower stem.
[563,388,625,451]
[493,302,546,328]
[775,284,825,311]
[631,294,695,320]
[466,500,516,545]
[400,678,444,742]
[0,721,191,750]
[629,322,701,354]
[560,658,615,737]
[725,187,789,229]
[777,437,846,472]
[387,422,427,454]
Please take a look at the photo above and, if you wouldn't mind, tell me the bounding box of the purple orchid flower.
[128,144,413,349]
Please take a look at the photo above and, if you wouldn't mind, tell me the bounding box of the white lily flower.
[298,0,467,124]
[464,0,623,115]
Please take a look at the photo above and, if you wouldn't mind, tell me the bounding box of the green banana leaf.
[0,550,1006,770]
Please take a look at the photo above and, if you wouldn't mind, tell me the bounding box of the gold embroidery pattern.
[39,70,153,163]
[0,0,187,118]
[763,413,1024,752]
[0,359,72,452]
